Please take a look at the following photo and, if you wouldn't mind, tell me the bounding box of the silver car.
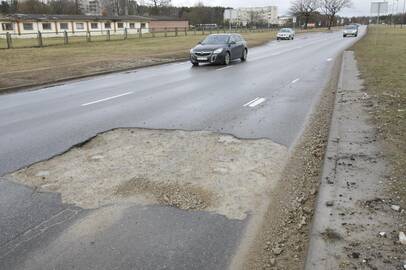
[277,28,295,40]
[343,25,358,37]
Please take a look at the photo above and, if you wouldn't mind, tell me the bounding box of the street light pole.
[402,0,406,27]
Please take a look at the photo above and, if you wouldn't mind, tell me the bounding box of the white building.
[0,14,151,38]
[224,6,278,26]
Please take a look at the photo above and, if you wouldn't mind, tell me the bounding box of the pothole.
[9,128,288,220]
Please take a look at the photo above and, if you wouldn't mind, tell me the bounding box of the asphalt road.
[0,28,365,270]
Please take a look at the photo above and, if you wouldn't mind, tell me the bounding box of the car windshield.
[201,35,230,44]
[280,29,291,32]
[345,25,357,29]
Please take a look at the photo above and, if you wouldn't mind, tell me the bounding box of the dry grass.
[351,25,406,206]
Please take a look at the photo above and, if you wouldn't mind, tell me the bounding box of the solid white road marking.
[243,97,260,107]
[217,66,232,71]
[291,78,300,84]
[248,98,266,107]
[81,91,133,106]
[326,58,333,62]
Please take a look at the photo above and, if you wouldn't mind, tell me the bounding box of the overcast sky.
[170,0,396,17]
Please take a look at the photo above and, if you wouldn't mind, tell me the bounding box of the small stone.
[351,252,360,259]
[272,247,283,256]
[326,201,334,207]
[399,232,406,245]
[90,155,104,160]
[391,205,401,212]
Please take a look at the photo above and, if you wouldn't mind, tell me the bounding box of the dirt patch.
[321,228,342,241]
[10,129,288,220]
[115,177,212,211]
[238,53,340,270]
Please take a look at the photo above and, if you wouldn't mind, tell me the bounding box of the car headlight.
[190,48,194,54]
[213,48,223,54]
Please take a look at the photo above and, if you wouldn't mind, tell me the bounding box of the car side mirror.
[229,41,236,45]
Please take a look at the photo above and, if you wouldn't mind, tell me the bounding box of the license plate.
[197,57,208,61]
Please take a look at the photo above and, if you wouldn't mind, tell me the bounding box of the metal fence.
[0,26,320,50]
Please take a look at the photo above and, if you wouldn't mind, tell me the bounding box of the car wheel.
[241,49,247,62]
[224,52,230,65]
[343,35,346,38]
[192,62,199,67]
[277,37,280,40]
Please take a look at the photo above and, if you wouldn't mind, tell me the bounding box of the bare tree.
[321,0,352,29]
[290,0,320,28]
[147,0,171,14]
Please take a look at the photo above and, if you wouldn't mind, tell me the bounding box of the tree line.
[290,0,352,29]
[0,0,226,26]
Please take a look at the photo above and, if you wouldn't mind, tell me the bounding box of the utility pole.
[402,0,406,27]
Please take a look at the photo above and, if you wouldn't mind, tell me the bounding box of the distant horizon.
[170,0,404,17]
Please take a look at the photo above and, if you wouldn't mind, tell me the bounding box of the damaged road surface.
[0,29,366,270]
[2,129,287,270]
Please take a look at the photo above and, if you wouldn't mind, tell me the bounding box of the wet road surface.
[0,29,365,270]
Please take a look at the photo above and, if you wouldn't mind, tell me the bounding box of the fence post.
[63,31,68,44]
[175,27,178,37]
[6,32,12,49]
[184,27,187,36]
[124,28,128,40]
[152,29,155,38]
[164,27,167,37]
[202,27,205,35]
[139,28,142,38]
[37,31,43,47]
[107,30,111,41]
[86,31,91,42]
[194,28,196,35]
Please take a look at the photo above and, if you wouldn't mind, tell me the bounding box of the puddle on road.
[10,128,288,220]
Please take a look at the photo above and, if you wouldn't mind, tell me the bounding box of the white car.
[343,25,359,37]
[277,28,295,40]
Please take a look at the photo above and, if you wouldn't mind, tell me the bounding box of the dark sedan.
[190,34,248,66]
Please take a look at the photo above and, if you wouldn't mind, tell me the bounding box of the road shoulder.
[305,51,406,269]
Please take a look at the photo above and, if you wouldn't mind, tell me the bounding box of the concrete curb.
[304,51,348,270]
[304,49,397,269]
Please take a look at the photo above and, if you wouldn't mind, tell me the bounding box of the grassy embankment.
[351,25,406,205]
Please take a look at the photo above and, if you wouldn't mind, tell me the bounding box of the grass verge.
[351,25,406,207]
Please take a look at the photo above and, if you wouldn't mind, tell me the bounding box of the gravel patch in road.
[10,129,288,220]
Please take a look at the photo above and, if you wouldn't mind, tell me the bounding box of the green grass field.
[351,25,406,205]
